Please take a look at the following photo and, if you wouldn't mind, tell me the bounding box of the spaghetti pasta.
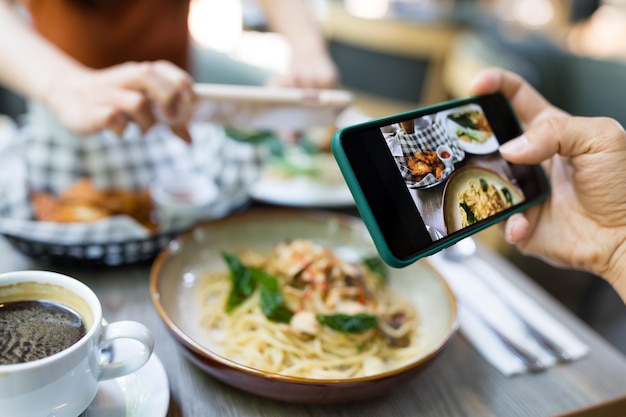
[198,239,426,379]
[457,178,513,227]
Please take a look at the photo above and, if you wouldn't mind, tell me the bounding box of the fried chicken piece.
[101,189,143,216]
[61,179,154,222]
[59,178,108,208]
[406,150,444,181]
[407,158,431,178]
[30,178,156,230]
[55,203,110,223]
[31,191,61,222]
[414,150,438,164]
[114,189,157,232]
[434,163,444,180]
[31,191,110,223]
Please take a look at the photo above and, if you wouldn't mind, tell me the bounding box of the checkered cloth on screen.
[392,119,465,188]
[0,119,266,246]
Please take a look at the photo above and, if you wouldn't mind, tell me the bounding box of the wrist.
[40,61,89,109]
[603,235,626,303]
[288,34,328,58]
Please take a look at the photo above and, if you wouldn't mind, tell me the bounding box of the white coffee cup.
[0,270,154,417]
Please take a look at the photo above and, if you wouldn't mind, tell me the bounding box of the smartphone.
[192,83,353,131]
[331,92,550,267]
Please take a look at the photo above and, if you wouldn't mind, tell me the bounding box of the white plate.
[437,104,499,155]
[249,176,354,207]
[84,353,169,417]
[249,152,355,207]
[150,209,458,403]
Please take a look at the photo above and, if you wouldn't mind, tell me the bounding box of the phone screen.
[333,93,550,265]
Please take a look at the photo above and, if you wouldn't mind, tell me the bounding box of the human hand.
[470,67,626,292]
[268,49,338,89]
[45,60,196,142]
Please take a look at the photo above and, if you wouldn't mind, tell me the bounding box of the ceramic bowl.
[442,166,525,234]
[150,209,457,404]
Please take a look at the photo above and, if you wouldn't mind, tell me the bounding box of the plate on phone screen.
[442,166,525,234]
[437,104,499,155]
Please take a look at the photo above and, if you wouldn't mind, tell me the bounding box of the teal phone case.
[331,95,550,268]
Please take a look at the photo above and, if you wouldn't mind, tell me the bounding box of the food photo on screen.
[380,103,526,240]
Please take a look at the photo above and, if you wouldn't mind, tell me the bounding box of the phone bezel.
[332,93,550,267]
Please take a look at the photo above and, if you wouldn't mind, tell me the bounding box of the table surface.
[2,224,626,417]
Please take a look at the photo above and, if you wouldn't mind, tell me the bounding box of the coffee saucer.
[83,353,169,417]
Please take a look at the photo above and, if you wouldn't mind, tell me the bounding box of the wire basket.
[0,121,266,266]
[3,230,185,266]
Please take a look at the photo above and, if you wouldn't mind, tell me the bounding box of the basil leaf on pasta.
[252,268,294,324]
[223,252,256,313]
[200,239,422,378]
[316,313,378,333]
[363,257,387,283]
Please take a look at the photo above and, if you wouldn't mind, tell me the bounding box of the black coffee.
[0,300,87,365]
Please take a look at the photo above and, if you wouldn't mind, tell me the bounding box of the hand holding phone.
[331,93,550,267]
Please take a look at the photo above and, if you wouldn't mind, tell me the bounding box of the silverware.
[459,302,547,372]
[443,237,573,363]
[99,319,114,365]
[100,342,114,366]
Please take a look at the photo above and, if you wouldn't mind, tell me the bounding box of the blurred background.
[1,0,624,353]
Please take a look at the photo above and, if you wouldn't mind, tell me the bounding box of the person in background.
[191,0,339,90]
[254,0,338,89]
[469,67,626,303]
[0,0,337,141]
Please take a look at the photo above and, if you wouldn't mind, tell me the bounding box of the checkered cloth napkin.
[392,119,465,188]
[0,118,265,247]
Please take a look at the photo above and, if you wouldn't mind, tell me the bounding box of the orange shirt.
[23,0,191,70]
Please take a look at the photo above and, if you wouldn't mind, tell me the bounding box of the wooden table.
[2,230,626,417]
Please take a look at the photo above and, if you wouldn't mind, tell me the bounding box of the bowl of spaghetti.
[150,209,457,404]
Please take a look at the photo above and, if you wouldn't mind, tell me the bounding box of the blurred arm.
[0,0,86,105]
[256,0,338,88]
[0,0,195,140]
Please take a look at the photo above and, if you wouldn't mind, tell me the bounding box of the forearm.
[256,0,328,55]
[0,1,87,104]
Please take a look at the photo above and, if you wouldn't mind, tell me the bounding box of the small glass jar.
[149,170,218,229]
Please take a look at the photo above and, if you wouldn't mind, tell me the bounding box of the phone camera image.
[332,93,550,267]
[383,102,524,240]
